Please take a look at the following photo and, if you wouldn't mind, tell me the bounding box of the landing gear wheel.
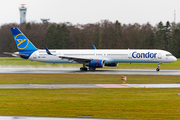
[156,68,160,71]
[89,67,96,71]
[80,67,87,71]
[156,63,161,72]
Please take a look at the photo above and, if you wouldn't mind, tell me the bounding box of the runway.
[0,67,180,75]
[1,84,180,88]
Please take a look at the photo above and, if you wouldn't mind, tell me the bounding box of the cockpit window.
[166,54,172,56]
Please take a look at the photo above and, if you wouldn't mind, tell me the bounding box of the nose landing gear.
[156,63,162,71]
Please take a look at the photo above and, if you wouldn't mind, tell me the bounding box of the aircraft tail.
[11,27,38,52]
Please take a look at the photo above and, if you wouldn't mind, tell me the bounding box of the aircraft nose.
[173,56,177,62]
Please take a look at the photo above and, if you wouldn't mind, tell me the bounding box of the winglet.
[92,44,96,49]
[44,45,52,55]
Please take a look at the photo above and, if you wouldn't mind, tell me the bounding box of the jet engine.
[88,60,105,68]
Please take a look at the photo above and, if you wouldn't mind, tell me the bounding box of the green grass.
[0,88,180,119]
[0,57,179,70]
[1,74,180,84]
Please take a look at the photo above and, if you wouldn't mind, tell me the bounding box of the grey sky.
[0,0,179,25]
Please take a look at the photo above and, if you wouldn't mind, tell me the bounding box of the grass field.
[0,57,180,70]
[0,57,180,119]
[0,88,180,119]
[0,74,180,84]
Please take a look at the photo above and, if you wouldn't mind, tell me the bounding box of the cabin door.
[157,53,162,59]
[33,53,37,59]
[128,52,132,59]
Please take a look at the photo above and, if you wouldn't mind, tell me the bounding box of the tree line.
[1,20,180,57]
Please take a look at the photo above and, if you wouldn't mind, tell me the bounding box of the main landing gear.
[80,63,96,71]
[156,63,162,71]
[80,62,88,71]
[80,67,88,71]
[80,67,96,71]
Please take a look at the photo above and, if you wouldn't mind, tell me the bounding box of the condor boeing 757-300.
[5,27,177,71]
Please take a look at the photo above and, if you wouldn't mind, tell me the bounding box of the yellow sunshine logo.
[15,34,29,49]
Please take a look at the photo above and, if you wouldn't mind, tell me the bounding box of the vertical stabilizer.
[11,27,38,52]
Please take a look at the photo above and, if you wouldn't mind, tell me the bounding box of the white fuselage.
[25,49,177,64]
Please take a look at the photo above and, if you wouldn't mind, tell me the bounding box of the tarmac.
[0,67,180,75]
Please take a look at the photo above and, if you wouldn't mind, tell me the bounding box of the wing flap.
[58,55,93,62]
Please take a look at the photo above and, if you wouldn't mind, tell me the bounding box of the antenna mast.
[174,9,176,23]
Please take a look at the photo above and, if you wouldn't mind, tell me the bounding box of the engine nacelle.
[105,63,118,67]
[88,60,104,68]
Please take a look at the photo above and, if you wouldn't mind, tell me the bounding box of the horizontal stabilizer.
[3,52,29,57]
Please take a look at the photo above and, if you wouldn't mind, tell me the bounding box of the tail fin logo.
[15,33,29,49]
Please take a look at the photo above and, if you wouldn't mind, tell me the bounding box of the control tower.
[19,4,27,24]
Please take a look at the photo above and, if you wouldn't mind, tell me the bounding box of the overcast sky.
[0,0,180,26]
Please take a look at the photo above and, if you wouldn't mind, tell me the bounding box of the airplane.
[5,27,177,71]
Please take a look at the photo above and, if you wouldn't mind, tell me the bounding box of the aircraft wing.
[58,55,93,62]
[44,45,93,62]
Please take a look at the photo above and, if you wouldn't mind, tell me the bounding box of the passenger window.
[166,54,172,56]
